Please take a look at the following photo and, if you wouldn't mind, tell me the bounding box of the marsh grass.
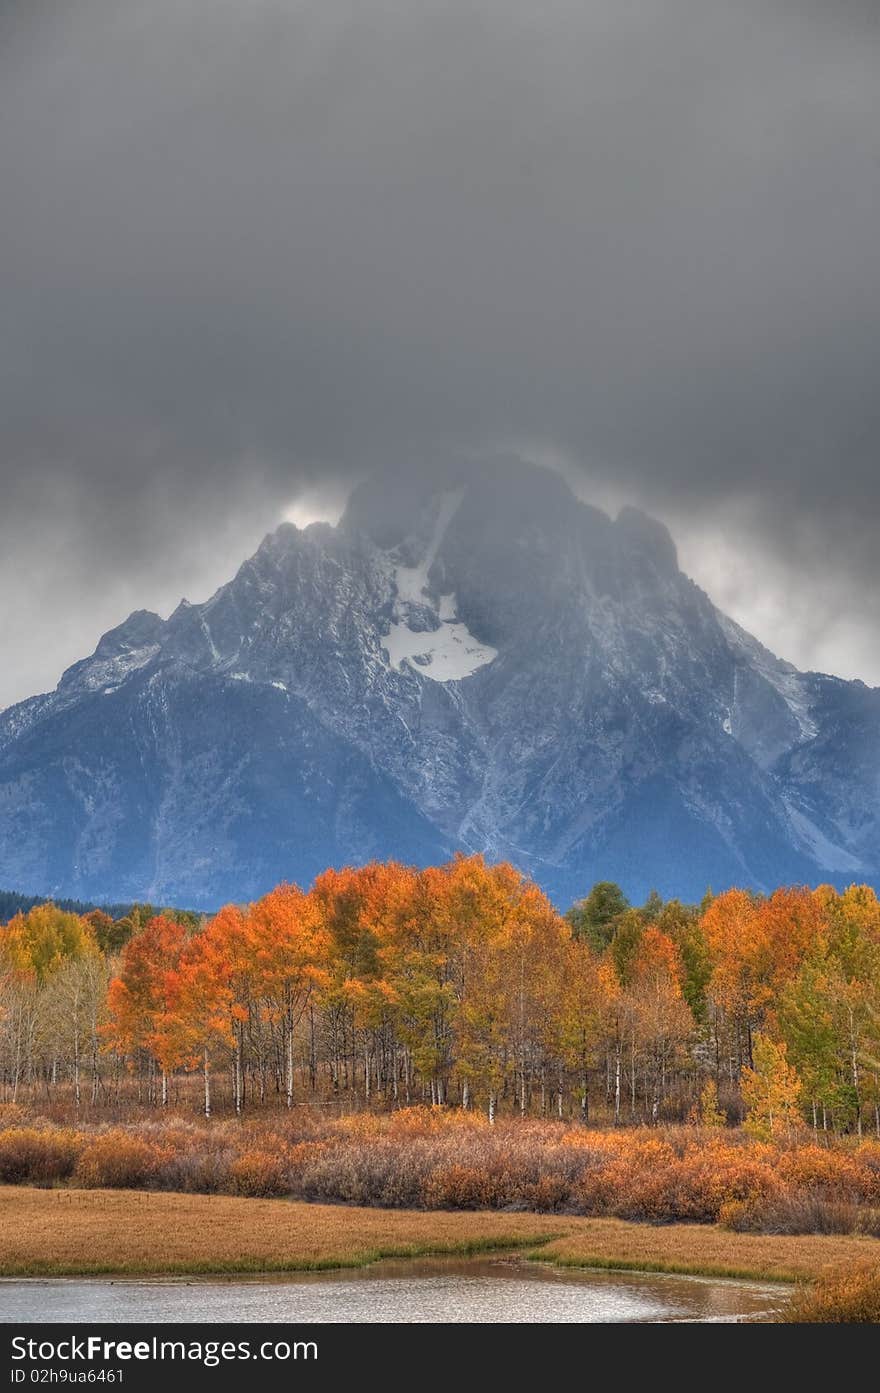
[0,1187,874,1287]
[531,1219,879,1284]
[782,1264,880,1322]
[0,1187,561,1276]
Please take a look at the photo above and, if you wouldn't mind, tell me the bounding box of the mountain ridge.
[1,458,877,908]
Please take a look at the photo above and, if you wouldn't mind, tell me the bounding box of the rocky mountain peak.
[1,457,878,909]
[614,505,678,575]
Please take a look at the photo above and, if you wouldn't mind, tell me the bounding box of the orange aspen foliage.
[247,883,331,1108]
[105,916,189,1102]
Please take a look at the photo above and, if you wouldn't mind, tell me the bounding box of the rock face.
[1,458,878,908]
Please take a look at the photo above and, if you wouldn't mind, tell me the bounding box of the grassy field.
[0,1186,876,1282]
[532,1221,879,1283]
[0,1187,563,1276]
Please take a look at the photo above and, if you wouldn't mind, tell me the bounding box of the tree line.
[0,888,143,926]
[0,857,878,1135]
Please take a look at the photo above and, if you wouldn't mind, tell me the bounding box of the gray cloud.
[2,0,879,706]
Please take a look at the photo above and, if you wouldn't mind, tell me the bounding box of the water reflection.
[0,1258,789,1324]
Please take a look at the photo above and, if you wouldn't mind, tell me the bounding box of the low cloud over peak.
[2,2,879,706]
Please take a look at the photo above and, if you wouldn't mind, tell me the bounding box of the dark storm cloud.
[2,0,880,704]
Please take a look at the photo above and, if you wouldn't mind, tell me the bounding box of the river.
[0,1258,789,1323]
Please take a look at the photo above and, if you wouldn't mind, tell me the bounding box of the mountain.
[1,458,878,909]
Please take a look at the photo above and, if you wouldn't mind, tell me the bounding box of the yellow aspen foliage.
[741,1034,803,1140]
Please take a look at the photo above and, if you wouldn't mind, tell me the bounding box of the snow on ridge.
[381,488,498,682]
[392,488,465,607]
[72,644,162,694]
[784,800,862,872]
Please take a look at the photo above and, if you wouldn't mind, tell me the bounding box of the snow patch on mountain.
[393,487,464,607]
[72,644,162,695]
[381,487,498,682]
[784,800,862,872]
[383,613,498,680]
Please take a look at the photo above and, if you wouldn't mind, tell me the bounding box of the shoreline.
[1,1187,876,1285]
[0,1258,786,1288]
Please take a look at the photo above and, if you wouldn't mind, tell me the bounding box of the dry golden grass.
[782,1263,880,1322]
[533,1220,880,1283]
[0,1187,564,1276]
[0,1186,877,1283]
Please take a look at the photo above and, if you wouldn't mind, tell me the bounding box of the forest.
[0,855,878,1139]
[0,889,138,926]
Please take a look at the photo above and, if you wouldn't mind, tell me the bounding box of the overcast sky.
[2,1,879,709]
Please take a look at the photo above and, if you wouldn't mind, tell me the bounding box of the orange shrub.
[340,1107,488,1141]
[73,1131,167,1189]
[423,1164,509,1209]
[284,1140,326,1174]
[572,1138,672,1218]
[559,1128,624,1156]
[776,1144,875,1201]
[667,1142,781,1218]
[573,1138,781,1222]
[228,1149,290,1198]
[0,1128,83,1184]
[718,1198,760,1231]
[854,1142,880,1197]
[517,1175,571,1212]
[0,1109,878,1235]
